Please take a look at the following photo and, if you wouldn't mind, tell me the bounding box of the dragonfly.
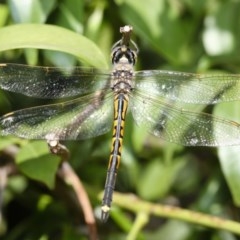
[1,25,240,222]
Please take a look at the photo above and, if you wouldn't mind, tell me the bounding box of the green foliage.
[1,0,240,239]
[214,102,240,205]
[16,141,61,188]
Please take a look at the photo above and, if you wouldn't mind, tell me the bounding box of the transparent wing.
[0,63,111,98]
[135,70,240,104]
[130,90,240,146]
[0,91,114,140]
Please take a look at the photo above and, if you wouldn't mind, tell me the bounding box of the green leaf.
[8,0,56,23]
[202,1,239,56]
[218,146,240,206]
[137,157,185,200]
[0,24,108,69]
[145,220,192,240]
[0,4,9,27]
[16,141,61,189]
[24,48,39,65]
[118,0,195,64]
[214,102,240,205]
[0,136,22,151]
[57,0,84,32]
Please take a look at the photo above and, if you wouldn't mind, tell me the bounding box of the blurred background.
[1,0,240,239]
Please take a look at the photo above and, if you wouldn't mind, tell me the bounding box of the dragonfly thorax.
[111,61,135,93]
[111,35,137,93]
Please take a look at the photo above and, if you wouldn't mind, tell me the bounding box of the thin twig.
[58,161,98,240]
[107,192,240,235]
[49,140,98,240]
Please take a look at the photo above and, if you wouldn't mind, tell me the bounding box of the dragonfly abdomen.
[101,93,129,222]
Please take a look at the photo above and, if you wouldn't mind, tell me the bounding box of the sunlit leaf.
[0,24,108,69]
[8,0,56,23]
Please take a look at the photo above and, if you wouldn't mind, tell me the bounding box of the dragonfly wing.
[0,91,114,140]
[130,91,240,146]
[0,63,111,98]
[135,70,240,104]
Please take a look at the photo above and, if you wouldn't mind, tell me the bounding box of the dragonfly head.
[111,25,138,66]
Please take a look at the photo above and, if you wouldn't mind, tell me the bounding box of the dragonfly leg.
[47,139,70,161]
